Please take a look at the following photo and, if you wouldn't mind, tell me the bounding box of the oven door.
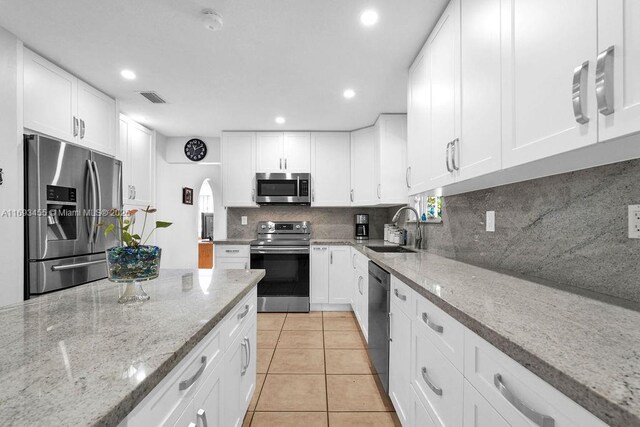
[250,246,310,312]
[255,173,310,205]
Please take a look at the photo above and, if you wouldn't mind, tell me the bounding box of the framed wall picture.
[182,187,194,205]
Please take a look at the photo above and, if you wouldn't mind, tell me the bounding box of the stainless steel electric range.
[250,221,310,312]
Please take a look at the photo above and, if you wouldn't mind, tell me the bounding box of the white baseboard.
[310,303,353,312]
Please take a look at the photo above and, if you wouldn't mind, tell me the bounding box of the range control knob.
[302,224,307,229]
[296,225,301,229]
[261,225,266,229]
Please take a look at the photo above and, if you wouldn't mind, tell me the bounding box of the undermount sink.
[366,245,417,254]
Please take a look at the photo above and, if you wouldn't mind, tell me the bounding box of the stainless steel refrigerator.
[24,134,123,296]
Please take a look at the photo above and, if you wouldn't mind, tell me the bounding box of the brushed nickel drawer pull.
[421,367,442,396]
[237,304,250,320]
[494,373,555,427]
[422,312,444,333]
[179,356,207,390]
[394,289,407,301]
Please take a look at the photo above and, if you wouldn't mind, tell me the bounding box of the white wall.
[0,28,23,307]
[155,135,226,269]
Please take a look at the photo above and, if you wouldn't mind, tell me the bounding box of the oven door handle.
[251,247,310,255]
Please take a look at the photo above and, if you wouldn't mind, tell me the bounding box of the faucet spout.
[391,206,423,249]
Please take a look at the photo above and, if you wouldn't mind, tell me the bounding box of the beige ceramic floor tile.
[323,317,359,331]
[277,330,324,349]
[257,348,274,374]
[248,374,266,411]
[327,375,395,412]
[242,411,253,427]
[282,317,323,331]
[251,412,328,427]
[256,374,327,412]
[257,330,280,348]
[322,311,355,318]
[325,349,373,374]
[269,348,325,374]
[257,314,285,331]
[328,412,400,427]
[287,311,323,318]
[324,330,366,349]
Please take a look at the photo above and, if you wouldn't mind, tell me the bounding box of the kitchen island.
[0,268,264,426]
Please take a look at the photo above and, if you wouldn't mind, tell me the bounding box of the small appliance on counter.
[355,214,369,241]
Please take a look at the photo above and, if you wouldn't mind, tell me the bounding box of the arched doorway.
[198,179,215,269]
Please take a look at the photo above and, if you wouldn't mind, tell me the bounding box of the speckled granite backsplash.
[227,206,397,240]
[399,158,640,303]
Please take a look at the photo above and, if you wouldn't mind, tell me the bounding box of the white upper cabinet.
[23,48,116,156]
[222,132,257,207]
[427,0,460,190]
[407,47,431,196]
[597,0,640,141]
[457,0,502,182]
[501,0,598,168]
[350,126,377,206]
[310,132,351,207]
[120,115,155,208]
[375,115,408,205]
[256,132,310,173]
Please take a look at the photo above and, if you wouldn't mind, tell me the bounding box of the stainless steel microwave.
[255,173,311,205]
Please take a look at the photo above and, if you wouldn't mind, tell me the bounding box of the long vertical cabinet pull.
[197,409,208,427]
[596,46,615,116]
[572,61,590,124]
[406,167,411,189]
[80,119,86,139]
[73,117,79,137]
[350,190,354,202]
[445,142,453,172]
[451,138,460,171]
[388,312,393,342]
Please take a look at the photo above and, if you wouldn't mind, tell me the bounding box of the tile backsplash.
[227,206,398,240]
[399,158,640,303]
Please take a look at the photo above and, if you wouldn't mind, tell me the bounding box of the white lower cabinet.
[310,246,329,304]
[122,289,257,427]
[310,245,354,306]
[389,299,412,426]
[463,380,509,427]
[410,387,437,427]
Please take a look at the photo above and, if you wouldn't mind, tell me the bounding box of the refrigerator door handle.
[92,161,102,243]
[86,159,98,242]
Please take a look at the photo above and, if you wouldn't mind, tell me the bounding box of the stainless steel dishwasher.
[367,261,391,393]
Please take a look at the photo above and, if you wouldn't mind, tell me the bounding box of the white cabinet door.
[376,115,408,205]
[283,132,311,172]
[428,0,459,190]
[350,126,377,206]
[310,132,351,206]
[597,0,640,141]
[216,258,249,270]
[239,321,257,416]
[77,80,116,156]
[389,300,412,426]
[328,246,351,304]
[256,132,284,173]
[193,367,223,427]
[457,0,501,182]
[412,388,438,427]
[407,48,431,196]
[223,320,256,427]
[501,0,598,168]
[310,246,329,304]
[463,380,509,427]
[127,122,155,207]
[222,132,256,207]
[23,48,78,143]
[356,265,368,341]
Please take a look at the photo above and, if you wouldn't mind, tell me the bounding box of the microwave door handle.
[297,176,300,198]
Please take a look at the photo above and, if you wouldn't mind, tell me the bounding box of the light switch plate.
[241,216,248,226]
[628,205,640,238]
[486,211,495,232]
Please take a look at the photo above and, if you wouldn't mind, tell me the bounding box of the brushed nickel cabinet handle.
[422,312,444,333]
[197,409,208,427]
[406,167,411,188]
[445,142,453,172]
[73,116,79,137]
[350,189,354,202]
[394,288,406,301]
[596,46,615,116]
[388,312,393,342]
[179,356,207,390]
[494,374,555,427]
[451,138,459,171]
[241,339,248,376]
[279,158,282,170]
[572,61,590,124]
[285,158,287,169]
[421,367,443,396]
[352,253,356,269]
[237,304,250,320]
[80,119,86,139]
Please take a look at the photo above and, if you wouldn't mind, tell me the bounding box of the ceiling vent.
[138,91,167,104]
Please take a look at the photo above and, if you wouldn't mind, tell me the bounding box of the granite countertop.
[211,239,254,245]
[312,238,640,427]
[0,268,265,427]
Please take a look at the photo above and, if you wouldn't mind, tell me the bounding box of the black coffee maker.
[355,214,369,241]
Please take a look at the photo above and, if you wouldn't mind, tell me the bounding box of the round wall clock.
[184,138,207,161]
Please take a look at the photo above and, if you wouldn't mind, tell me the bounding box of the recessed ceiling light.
[343,89,356,99]
[120,69,136,80]
[360,9,379,27]
[275,116,286,124]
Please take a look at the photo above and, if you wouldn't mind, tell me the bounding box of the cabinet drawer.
[464,330,608,427]
[223,288,257,348]
[390,276,414,315]
[216,245,250,258]
[411,329,463,426]
[414,294,464,371]
[463,379,509,427]
[353,248,369,272]
[411,383,437,427]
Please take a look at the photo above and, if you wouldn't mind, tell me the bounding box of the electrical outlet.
[241,216,248,226]
[486,211,495,232]
[628,205,640,238]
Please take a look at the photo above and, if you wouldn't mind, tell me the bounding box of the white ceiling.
[0,0,446,136]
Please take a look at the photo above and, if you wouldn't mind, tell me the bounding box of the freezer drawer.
[29,253,107,294]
